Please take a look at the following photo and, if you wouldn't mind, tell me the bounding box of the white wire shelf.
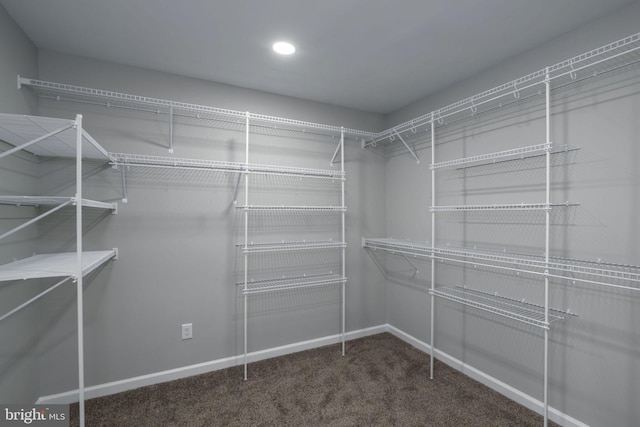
[430,202,579,212]
[0,195,117,211]
[239,240,347,254]
[236,205,346,212]
[429,286,568,329]
[17,77,375,141]
[109,152,345,179]
[0,250,117,282]
[0,113,111,160]
[363,238,433,257]
[238,273,347,295]
[362,238,640,291]
[431,144,551,170]
[367,31,640,153]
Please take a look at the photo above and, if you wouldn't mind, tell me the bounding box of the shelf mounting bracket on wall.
[330,131,344,166]
[168,106,174,153]
[118,164,129,203]
[392,130,420,164]
[232,172,243,205]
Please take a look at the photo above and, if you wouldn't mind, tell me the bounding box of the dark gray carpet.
[71,333,554,426]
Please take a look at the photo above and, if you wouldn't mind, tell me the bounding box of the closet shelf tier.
[109,153,345,179]
[17,77,374,141]
[238,273,347,295]
[363,238,640,291]
[430,202,579,212]
[238,240,347,253]
[430,144,578,170]
[0,113,111,160]
[368,31,640,150]
[429,286,568,329]
[0,196,117,211]
[236,205,347,212]
[0,250,117,282]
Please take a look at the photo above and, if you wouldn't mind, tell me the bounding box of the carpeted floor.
[70,333,554,426]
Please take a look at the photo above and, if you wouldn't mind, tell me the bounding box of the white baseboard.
[37,323,587,427]
[36,324,387,405]
[385,325,588,427]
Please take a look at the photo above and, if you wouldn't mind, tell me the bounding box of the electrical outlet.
[181,323,193,340]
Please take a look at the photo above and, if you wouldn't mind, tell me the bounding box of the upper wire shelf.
[239,240,347,254]
[366,31,640,154]
[362,238,640,292]
[110,152,344,180]
[17,77,375,142]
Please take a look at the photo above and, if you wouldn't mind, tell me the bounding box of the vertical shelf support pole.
[543,67,551,427]
[168,106,174,154]
[340,128,346,356]
[74,114,85,427]
[243,112,250,381]
[430,115,436,380]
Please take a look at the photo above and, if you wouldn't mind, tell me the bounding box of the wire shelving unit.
[363,31,640,427]
[237,115,347,381]
[0,113,118,427]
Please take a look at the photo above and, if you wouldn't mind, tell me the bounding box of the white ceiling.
[1,0,634,114]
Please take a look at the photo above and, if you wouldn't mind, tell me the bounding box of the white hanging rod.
[17,77,374,141]
[429,286,568,329]
[429,202,579,212]
[238,273,347,295]
[238,240,347,253]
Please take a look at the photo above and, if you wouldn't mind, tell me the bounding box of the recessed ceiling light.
[273,41,295,55]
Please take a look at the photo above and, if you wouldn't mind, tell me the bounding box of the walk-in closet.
[1,1,639,426]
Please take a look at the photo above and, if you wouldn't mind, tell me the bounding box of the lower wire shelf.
[238,273,347,295]
[0,250,118,281]
[429,286,572,329]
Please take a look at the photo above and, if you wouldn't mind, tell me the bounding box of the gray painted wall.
[2,2,639,425]
[31,53,387,396]
[0,5,40,404]
[383,4,640,426]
